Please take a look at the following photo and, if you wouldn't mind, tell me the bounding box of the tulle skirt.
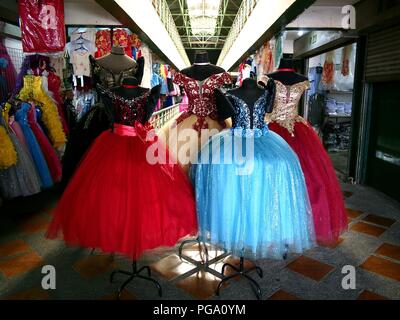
[0,131,41,199]
[269,121,348,246]
[190,128,316,260]
[47,126,198,259]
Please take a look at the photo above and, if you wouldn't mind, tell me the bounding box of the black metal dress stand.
[216,256,263,299]
[214,244,289,300]
[177,237,230,279]
[110,261,162,300]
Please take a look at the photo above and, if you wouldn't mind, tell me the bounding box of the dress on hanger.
[0,114,41,199]
[160,71,232,172]
[47,86,198,259]
[27,105,62,183]
[18,75,66,148]
[15,102,53,189]
[261,76,348,246]
[190,82,315,259]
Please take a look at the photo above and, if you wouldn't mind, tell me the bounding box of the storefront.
[293,30,358,180]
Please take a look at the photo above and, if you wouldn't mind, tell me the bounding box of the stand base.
[216,257,263,300]
[110,261,162,299]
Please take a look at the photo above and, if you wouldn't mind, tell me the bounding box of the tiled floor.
[0,183,399,300]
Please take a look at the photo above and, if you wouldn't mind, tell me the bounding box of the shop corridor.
[0,182,399,300]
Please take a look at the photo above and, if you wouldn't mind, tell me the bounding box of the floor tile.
[286,255,334,281]
[0,251,44,278]
[267,289,301,300]
[350,222,386,237]
[150,254,196,280]
[325,237,345,249]
[346,208,364,219]
[99,289,137,300]
[0,240,32,259]
[210,256,256,280]
[357,290,389,300]
[375,243,400,261]
[362,215,396,228]
[175,270,226,300]
[4,287,50,300]
[360,255,400,282]
[20,218,50,234]
[73,254,117,279]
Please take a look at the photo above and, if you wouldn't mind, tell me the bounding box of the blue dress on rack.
[190,89,316,260]
[15,102,53,188]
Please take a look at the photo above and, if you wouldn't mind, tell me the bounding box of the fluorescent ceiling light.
[218,0,296,70]
[187,0,221,36]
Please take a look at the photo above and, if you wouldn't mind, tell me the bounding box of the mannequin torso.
[180,52,225,80]
[265,58,308,85]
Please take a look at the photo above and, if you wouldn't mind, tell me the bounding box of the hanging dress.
[260,76,348,246]
[190,81,316,260]
[47,86,198,260]
[15,102,53,189]
[27,105,62,183]
[0,113,41,199]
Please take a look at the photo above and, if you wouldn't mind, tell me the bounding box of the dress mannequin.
[180,51,225,80]
[160,51,232,173]
[216,78,275,122]
[258,58,348,246]
[90,46,145,88]
[261,58,308,85]
[110,76,161,123]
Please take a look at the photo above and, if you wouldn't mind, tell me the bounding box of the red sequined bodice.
[98,86,150,126]
[174,72,231,117]
[173,71,231,131]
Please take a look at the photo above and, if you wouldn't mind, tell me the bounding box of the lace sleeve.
[219,72,232,86]
[173,72,185,86]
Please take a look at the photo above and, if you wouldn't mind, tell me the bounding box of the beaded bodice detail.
[226,91,270,132]
[174,72,232,118]
[261,76,309,135]
[97,86,150,126]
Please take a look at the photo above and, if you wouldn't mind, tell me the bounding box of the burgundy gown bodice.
[173,71,232,131]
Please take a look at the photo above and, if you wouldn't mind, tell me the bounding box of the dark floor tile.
[350,222,386,237]
[346,208,364,219]
[362,215,396,228]
[267,289,301,300]
[4,287,50,300]
[360,255,400,282]
[0,251,44,278]
[286,255,334,281]
[73,254,117,279]
[375,243,400,261]
[0,240,32,259]
[357,289,389,300]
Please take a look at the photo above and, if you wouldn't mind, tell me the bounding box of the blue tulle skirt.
[190,127,316,260]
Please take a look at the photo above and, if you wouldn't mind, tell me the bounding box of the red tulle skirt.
[47,126,198,259]
[269,121,348,246]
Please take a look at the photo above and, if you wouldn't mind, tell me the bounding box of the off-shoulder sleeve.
[173,72,185,86]
[219,71,232,86]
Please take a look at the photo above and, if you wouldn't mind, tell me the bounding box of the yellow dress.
[18,75,66,148]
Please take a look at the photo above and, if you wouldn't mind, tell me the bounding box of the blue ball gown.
[190,88,316,260]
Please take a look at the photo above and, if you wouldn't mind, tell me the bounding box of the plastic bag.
[19,0,66,53]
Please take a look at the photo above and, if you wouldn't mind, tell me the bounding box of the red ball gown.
[261,76,348,246]
[46,86,198,259]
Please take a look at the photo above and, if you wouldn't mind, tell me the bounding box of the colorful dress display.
[0,114,41,199]
[190,82,315,260]
[15,102,53,189]
[160,71,232,172]
[47,86,198,259]
[261,76,348,246]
